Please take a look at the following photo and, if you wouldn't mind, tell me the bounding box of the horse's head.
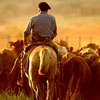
[9,39,24,55]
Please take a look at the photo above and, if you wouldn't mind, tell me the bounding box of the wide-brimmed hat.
[38,2,51,11]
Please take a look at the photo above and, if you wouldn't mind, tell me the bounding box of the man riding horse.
[17,2,57,86]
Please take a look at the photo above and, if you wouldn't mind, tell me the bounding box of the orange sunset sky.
[0,0,100,49]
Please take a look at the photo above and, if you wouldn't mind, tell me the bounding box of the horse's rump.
[29,45,57,79]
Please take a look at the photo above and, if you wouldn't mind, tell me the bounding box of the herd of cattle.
[0,39,100,100]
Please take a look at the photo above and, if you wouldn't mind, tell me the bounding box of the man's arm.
[53,22,57,37]
[24,18,32,37]
[23,18,32,45]
[53,17,57,38]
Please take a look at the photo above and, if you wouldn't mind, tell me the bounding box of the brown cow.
[83,57,100,100]
[73,45,100,100]
[0,40,23,93]
[79,58,100,100]
[57,53,92,100]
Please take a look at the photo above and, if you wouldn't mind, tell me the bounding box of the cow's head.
[86,43,99,50]
[54,39,69,49]
[9,40,24,55]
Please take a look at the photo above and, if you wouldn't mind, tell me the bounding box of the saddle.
[25,41,58,53]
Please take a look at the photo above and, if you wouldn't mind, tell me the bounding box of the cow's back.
[0,49,17,76]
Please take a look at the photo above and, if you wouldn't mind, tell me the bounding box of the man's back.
[24,12,57,41]
[32,12,56,38]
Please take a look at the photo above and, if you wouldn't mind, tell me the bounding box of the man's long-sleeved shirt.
[24,12,57,41]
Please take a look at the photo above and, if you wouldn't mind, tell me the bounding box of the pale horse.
[28,45,57,100]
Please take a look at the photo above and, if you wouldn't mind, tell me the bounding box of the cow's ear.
[9,41,14,46]
[8,41,15,49]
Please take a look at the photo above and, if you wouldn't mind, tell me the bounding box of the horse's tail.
[38,48,50,75]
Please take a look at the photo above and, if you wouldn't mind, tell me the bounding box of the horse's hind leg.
[33,82,46,100]
[47,79,55,100]
[38,82,47,100]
